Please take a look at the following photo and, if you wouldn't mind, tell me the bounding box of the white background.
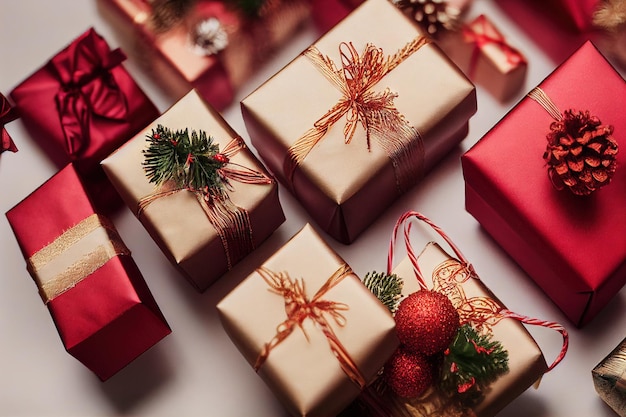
[1,1,625,416]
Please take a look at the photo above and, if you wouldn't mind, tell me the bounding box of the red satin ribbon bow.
[1,93,18,153]
[462,15,525,78]
[50,28,128,158]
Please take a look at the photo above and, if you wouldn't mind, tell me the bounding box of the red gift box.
[461,41,626,327]
[10,28,159,209]
[6,164,171,381]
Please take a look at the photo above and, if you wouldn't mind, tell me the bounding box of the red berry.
[384,348,433,398]
[153,133,160,139]
[213,153,229,164]
[394,290,460,356]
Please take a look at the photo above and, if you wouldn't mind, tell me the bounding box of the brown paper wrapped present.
[102,90,284,291]
[241,0,476,244]
[593,337,626,416]
[217,224,399,417]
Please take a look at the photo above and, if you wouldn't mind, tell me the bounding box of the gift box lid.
[461,41,626,326]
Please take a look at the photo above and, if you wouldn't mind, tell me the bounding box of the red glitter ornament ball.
[395,290,460,356]
[384,347,434,398]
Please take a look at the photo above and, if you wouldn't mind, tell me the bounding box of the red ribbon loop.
[1,93,18,153]
[50,28,128,157]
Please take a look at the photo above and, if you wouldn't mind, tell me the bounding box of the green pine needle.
[143,124,227,192]
[363,271,404,313]
[439,324,509,402]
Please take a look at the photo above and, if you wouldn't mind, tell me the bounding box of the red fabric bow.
[50,28,128,157]
[1,93,18,153]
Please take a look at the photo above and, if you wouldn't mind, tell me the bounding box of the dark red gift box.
[6,164,171,381]
[462,41,626,327]
[10,28,159,209]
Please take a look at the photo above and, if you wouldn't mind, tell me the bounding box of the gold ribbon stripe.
[27,214,130,303]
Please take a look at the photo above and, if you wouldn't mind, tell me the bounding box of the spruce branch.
[363,271,404,313]
[439,324,509,402]
[143,124,229,193]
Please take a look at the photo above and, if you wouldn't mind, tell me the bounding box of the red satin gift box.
[6,164,171,381]
[462,41,626,327]
[10,28,159,206]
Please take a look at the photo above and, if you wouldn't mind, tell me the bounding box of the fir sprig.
[143,124,229,192]
[439,324,509,402]
[363,271,404,314]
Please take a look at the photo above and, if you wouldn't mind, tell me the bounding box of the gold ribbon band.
[27,214,129,304]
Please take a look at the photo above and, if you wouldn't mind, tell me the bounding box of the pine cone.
[393,0,461,36]
[543,110,618,196]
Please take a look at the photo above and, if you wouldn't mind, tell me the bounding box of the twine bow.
[1,93,18,153]
[138,136,273,269]
[462,15,525,79]
[254,264,367,390]
[284,36,430,194]
[50,28,128,158]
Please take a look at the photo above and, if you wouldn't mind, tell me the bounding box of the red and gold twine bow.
[388,211,569,371]
[138,136,273,269]
[284,36,430,194]
[462,15,525,79]
[254,264,367,389]
[1,93,18,153]
[50,28,128,158]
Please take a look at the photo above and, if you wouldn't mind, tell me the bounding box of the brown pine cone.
[393,0,461,36]
[543,110,618,196]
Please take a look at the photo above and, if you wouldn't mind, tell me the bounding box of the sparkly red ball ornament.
[384,347,434,398]
[395,290,460,356]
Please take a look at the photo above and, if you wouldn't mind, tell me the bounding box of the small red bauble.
[384,348,434,398]
[395,290,460,356]
[212,153,229,164]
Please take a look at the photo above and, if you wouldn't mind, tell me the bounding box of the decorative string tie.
[462,15,525,79]
[254,264,367,390]
[50,28,129,158]
[527,87,618,196]
[1,93,18,153]
[284,36,430,194]
[139,124,273,269]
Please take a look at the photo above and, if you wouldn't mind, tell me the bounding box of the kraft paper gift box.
[6,164,171,381]
[461,41,626,327]
[241,0,477,244]
[9,28,159,209]
[593,337,626,417]
[217,224,399,417]
[379,243,555,417]
[102,0,310,110]
[437,14,528,102]
[102,89,285,292]
[345,212,568,417]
